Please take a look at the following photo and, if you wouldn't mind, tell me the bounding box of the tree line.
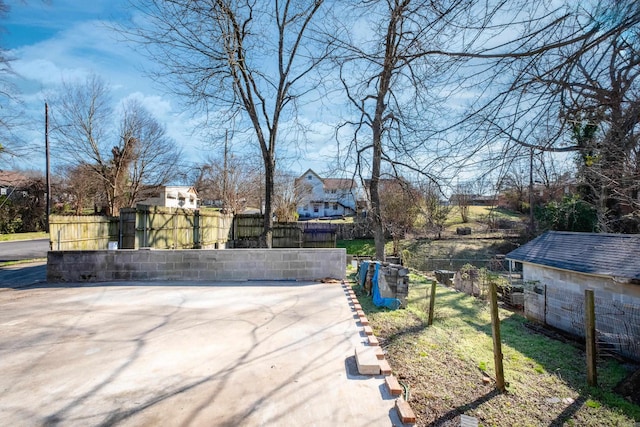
[1,0,638,258]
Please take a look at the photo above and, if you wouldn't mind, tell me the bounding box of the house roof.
[323,178,355,191]
[0,170,30,188]
[506,231,640,280]
[296,169,356,191]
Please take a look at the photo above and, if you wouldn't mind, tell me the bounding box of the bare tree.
[58,164,103,215]
[126,0,332,247]
[461,1,640,232]
[419,180,451,240]
[335,0,470,260]
[453,182,474,223]
[273,170,307,222]
[51,75,182,215]
[335,0,640,256]
[379,177,421,256]
[0,0,25,159]
[193,150,262,215]
[118,100,183,209]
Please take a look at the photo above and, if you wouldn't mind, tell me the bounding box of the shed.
[506,231,640,361]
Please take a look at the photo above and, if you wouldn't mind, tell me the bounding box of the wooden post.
[489,280,506,392]
[585,289,597,387]
[428,280,437,326]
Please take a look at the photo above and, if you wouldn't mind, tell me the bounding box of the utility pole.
[45,102,51,233]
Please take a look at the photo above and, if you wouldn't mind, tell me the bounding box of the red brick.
[374,346,385,359]
[363,325,373,335]
[379,359,392,375]
[359,316,369,326]
[368,335,379,346]
[385,375,403,396]
[395,398,416,424]
[350,297,359,304]
[353,303,362,311]
[356,309,365,317]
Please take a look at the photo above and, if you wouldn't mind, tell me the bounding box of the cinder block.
[395,398,416,424]
[379,359,392,375]
[355,346,380,375]
[385,375,402,396]
[368,335,379,346]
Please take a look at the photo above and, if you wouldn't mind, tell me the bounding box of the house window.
[307,175,312,180]
[313,206,319,213]
[0,188,6,195]
[303,205,308,211]
[324,202,329,209]
[333,203,338,210]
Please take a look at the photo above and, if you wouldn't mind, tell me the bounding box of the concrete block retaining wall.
[47,248,346,283]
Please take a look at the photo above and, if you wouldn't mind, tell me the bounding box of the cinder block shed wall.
[522,263,640,361]
[47,249,346,283]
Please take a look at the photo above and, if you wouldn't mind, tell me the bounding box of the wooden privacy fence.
[50,207,233,250]
[125,206,232,249]
[51,211,336,250]
[49,215,119,250]
[233,214,337,248]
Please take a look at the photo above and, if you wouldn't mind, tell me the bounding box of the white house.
[295,169,359,218]
[506,231,640,361]
[138,186,199,209]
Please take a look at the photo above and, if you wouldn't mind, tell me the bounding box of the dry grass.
[353,272,640,427]
[0,231,48,242]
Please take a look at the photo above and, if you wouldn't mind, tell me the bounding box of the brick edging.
[342,280,417,425]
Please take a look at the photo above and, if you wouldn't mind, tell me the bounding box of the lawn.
[0,232,49,242]
[351,271,640,426]
[445,205,525,227]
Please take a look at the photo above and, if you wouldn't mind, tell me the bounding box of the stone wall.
[47,248,346,283]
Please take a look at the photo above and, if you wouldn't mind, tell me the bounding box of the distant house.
[449,193,497,206]
[138,186,199,209]
[507,231,640,361]
[0,170,30,198]
[295,169,359,218]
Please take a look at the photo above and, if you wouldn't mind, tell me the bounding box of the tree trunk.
[371,124,385,261]
[260,153,275,248]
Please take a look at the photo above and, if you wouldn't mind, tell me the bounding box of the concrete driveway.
[0,281,402,426]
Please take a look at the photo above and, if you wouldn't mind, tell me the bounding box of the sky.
[1,0,335,179]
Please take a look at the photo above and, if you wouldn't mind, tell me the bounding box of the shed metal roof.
[506,231,640,280]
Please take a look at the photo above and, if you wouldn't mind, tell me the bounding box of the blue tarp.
[358,261,401,310]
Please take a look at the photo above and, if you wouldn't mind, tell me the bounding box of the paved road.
[0,261,47,288]
[0,281,402,426]
[0,238,49,262]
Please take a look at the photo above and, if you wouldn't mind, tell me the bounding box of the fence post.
[489,280,506,392]
[428,280,437,326]
[194,210,201,248]
[585,289,597,387]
